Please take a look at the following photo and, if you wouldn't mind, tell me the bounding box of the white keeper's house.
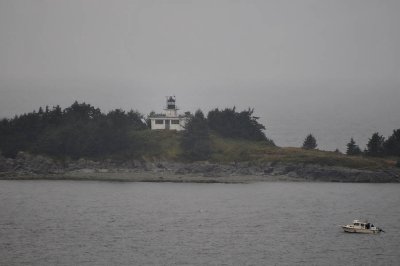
[149,96,188,131]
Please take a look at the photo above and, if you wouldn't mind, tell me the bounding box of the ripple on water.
[0,181,399,265]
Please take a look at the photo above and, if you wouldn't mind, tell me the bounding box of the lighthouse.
[149,96,188,131]
[165,96,178,117]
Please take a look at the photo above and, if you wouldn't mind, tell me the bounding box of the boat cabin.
[352,220,374,229]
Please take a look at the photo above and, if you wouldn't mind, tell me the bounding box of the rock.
[77,168,95,174]
[96,169,109,173]
[263,167,274,174]
[238,167,252,175]
[175,168,189,175]
[156,162,165,169]
[1,152,399,182]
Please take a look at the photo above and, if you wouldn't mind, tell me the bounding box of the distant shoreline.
[1,171,399,183]
[1,152,399,183]
[0,156,400,183]
[0,172,301,183]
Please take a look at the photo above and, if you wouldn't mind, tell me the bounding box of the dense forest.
[0,102,147,158]
[1,102,399,163]
[0,102,273,160]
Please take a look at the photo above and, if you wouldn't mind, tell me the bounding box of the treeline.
[0,103,273,160]
[301,131,400,159]
[346,130,400,157]
[1,101,398,164]
[181,108,274,160]
[0,102,147,158]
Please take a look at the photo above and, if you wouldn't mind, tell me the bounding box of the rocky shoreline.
[1,152,399,183]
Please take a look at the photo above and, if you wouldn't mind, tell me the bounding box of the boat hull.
[341,226,380,234]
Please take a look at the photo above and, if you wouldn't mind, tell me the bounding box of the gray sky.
[1,0,399,150]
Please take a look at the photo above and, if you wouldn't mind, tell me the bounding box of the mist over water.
[1,1,400,151]
[2,82,399,151]
[1,181,399,265]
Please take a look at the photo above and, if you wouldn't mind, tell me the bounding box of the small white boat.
[341,220,384,234]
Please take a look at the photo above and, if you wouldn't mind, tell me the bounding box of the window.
[155,120,164,124]
[171,120,180,124]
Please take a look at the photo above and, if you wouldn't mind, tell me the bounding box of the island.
[1,101,399,183]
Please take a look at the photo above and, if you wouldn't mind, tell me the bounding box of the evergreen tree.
[384,129,400,156]
[207,107,274,144]
[180,110,211,161]
[0,102,147,158]
[346,138,362,155]
[63,101,102,122]
[365,132,385,157]
[302,134,317,150]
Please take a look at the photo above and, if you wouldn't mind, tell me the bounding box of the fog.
[1,0,399,150]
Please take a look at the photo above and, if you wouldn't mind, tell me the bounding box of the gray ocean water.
[1,180,399,266]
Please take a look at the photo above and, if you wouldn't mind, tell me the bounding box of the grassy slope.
[132,130,397,170]
[210,135,396,169]
[131,130,182,161]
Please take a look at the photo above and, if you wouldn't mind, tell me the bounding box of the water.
[1,181,399,265]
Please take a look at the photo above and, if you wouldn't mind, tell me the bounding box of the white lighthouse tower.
[149,96,188,131]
